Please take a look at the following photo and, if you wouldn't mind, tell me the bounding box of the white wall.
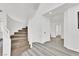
[28,15,51,43]
[0,3,39,35]
[7,16,27,35]
[40,16,51,43]
[28,3,64,44]
[64,5,79,52]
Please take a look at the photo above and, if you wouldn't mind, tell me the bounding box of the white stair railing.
[0,12,11,56]
[1,26,11,56]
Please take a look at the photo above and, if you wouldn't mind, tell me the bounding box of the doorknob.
[44,32,46,34]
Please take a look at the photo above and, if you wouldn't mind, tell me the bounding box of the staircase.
[10,27,30,56]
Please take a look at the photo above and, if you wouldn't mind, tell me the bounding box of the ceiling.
[0,3,40,21]
[43,3,79,19]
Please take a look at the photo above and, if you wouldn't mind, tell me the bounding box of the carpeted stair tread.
[11,38,27,40]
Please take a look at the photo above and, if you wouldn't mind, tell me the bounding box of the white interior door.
[56,24,61,36]
[41,17,51,43]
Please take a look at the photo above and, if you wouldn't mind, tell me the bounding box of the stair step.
[12,42,30,48]
[11,38,27,40]
[11,30,27,38]
[12,45,30,51]
[11,45,30,56]
[11,43,29,48]
[19,30,27,32]
[14,32,27,34]
[22,29,27,31]
[11,36,27,38]
[22,27,27,30]
[13,34,27,36]
[12,41,30,46]
[0,48,3,56]
[12,39,28,43]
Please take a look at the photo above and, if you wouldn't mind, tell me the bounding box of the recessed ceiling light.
[49,12,52,14]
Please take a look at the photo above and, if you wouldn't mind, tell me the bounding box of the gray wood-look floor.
[1,37,79,56]
[21,38,79,56]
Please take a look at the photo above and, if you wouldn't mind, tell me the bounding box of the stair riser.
[16,32,27,34]
[11,36,27,38]
[11,38,28,41]
[12,42,29,45]
[18,31,27,32]
[13,35,27,37]
[19,30,27,32]
[12,39,28,43]
[22,28,27,30]
[12,41,29,44]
